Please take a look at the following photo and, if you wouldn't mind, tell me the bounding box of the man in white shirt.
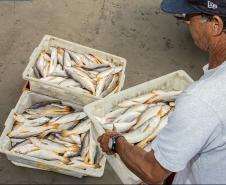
[98,0,226,184]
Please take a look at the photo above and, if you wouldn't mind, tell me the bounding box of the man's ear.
[211,16,224,36]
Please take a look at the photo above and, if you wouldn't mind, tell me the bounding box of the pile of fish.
[33,47,123,97]
[95,90,182,150]
[8,101,102,170]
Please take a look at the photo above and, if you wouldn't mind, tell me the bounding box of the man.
[97,0,226,184]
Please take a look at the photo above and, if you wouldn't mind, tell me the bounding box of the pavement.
[0,0,208,184]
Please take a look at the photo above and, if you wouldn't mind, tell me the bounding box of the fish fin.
[112,124,117,132]
[51,123,60,129]
[61,130,71,137]
[63,157,71,165]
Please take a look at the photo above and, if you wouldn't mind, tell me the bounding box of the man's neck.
[208,34,226,69]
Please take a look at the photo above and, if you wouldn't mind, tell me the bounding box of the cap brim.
[161,0,200,14]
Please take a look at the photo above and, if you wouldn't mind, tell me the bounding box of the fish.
[32,65,41,79]
[36,53,48,77]
[113,111,140,124]
[48,47,58,75]
[100,74,119,97]
[69,134,82,145]
[95,76,108,97]
[130,93,158,104]
[30,137,68,154]
[158,104,171,117]
[137,115,168,148]
[57,48,64,66]
[11,143,39,154]
[103,120,137,133]
[63,51,72,68]
[146,90,182,104]
[69,158,97,169]
[123,116,161,144]
[40,76,66,84]
[25,104,72,119]
[8,124,59,139]
[52,64,68,77]
[13,113,50,127]
[132,105,162,129]
[125,104,148,114]
[118,100,139,108]
[97,66,122,80]
[59,79,80,87]
[80,132,90,160]
[68,52,85,66]
[27,149,70,164]
[82,64,109,70]
[61,119,91,137]
[98,108,127,124]
[65,67,96,94]
[88,136,97,164]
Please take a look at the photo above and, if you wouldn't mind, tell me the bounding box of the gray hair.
[200,14,226,30]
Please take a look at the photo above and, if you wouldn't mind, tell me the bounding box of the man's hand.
[97,131,121,155]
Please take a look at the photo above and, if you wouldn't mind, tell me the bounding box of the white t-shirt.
[151,62,226,184]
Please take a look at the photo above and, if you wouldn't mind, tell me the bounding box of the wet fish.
[65,67,96,94]
[59,79,80,87]
[57,48,64,66]
[27,149,70,164]
[113,111,140,124]
[13,113,50,127]
[103,120,137,133]
[123,116,161,144]
[61,119,91,137]
[80,132,90,160]
[11,143,39,154]
[48,47,58,75]
[8,124,59,139]
[133,105,162,129]
[137,115,168,148]
[63,51,72,68]
[147,90,182,103]
[100,74,119,97]
[97,66,122,80]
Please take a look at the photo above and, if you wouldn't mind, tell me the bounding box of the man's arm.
[98,132,172,184]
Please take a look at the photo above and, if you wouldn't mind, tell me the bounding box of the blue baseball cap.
[161,0,226,17]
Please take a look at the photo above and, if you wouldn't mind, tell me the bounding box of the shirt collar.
[203,61,226,74]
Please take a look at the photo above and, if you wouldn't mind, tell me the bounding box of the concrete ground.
[0,0,208,184]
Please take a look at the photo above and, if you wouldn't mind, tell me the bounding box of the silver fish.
[48,47,58,76]
[36,53,48,77]
[69,158,97,169]
[61,119,91,137]
[57,48,64,66]
[11,143,39,154]
[65,67,96,94]
[100,74,119,97]
[123,116,161,144]
[8,124,58,139]
[147,90,182,103]
[59,79,80,87]
[88,136,97,164]
[63,51,72,68]
[96,76,108,97]
[103,120,137,133]
[30,137,68,154]
[13,113,50,127]
[80,132,90,160]
[133,105,162,129]
[52,64,68,77]
[113,111,140,123]
[27,149,70,164]
[97,66,122,80]
[125,104,148,114]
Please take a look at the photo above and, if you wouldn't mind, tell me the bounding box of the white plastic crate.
[0,91,106,178]
[23,35,127,106]
[84,70,194,184]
